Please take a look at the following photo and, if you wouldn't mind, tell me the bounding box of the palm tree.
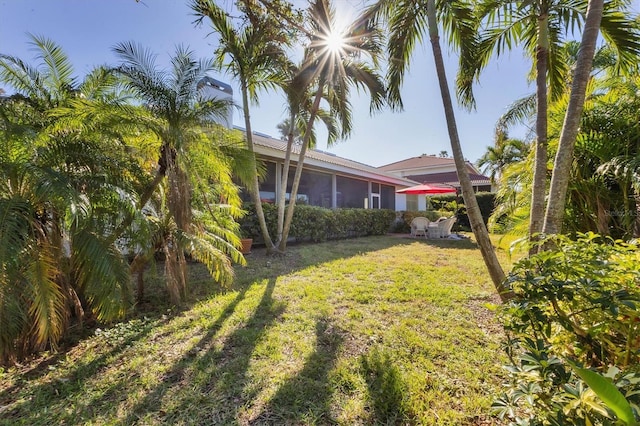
[491,59,640,240]
[277,0,387,252]
[276,118,303,143]
[369,0,512,300]
[191,0,291,253]
[470,0,582,247]
[543,0,640,235]
[468,0,640,246]
[477,132,529,184]
[112,42,245,303]
[274,59,324,248]
[0,36,135,362]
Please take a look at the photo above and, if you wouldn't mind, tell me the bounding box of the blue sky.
[2,0,630,166]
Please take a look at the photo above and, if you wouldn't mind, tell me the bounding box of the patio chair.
[410,217,430,238]
[435,217,457,238]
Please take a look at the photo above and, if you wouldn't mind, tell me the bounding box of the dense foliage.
[0,38,246,363]
[431,192,496,229]
[494,234,640,425]
[490,62,640,240]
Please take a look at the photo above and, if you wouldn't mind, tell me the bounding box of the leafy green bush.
[239,204,396,243]
[431,192,496,231]
[494,233,640,425]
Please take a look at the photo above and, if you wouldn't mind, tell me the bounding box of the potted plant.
[239,232,253,254]
[238,204,263,254]
[239,222,254,255]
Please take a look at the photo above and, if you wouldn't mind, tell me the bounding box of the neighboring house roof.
[378,154,484,175]
[377,154,491,188]
[406,171,492,188]
[249,132,418,187]
[379,155,457,171]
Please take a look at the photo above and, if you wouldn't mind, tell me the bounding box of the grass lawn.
[0,234,512,425]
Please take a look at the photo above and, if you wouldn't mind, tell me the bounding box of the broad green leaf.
[571,364,637,426]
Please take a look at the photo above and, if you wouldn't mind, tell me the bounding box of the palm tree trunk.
[529,16,549,254]
[426,0,512,301]
[542,0,603,236]
[276,111,296,247]
[278,85,324,252]
[240,82,275,252]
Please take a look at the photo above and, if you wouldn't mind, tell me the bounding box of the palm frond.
[0,197,32,267]
[78,66,120,100]
[25,242,65,350]
[0,274,29,362]
[184,224,243,286]
[382,0,427,110]
[495,94,536,135]
[28,34,76,101]
[598,4,640,75]
[0,54,50,107]
[71,228,131,322]
[112,41,173,112]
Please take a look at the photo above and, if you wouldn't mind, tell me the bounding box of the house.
[245,132,419,211]
[378,155,493,211]
[198,78,485,212]
[378,155,492,191]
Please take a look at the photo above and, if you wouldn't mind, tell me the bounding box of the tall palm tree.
[113,42,245,303]
[369,0,512,300]
[492,60,640,240]
[543,0,640,236]
[468,0,640,246]
[470,0,582,247]
[277,0,387,252]
[191,0,291,253]
[274,59,328,248]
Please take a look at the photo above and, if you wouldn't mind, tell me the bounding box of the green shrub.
[431,192,496,230]
[494,233,640,425]
[238,204,396,244]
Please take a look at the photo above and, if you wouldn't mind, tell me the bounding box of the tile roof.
[378,155,484,175]
[406,171,492,187]
[378,154,458,171]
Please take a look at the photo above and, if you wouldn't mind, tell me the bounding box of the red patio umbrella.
[395,183,457,195]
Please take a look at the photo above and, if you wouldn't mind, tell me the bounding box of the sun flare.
[323,29,347,54]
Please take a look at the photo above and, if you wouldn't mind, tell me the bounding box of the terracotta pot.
[240,238,253,254]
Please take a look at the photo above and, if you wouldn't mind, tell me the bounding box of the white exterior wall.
[419,196,427,211]
[394,194,427,211]
[395,194,407,211]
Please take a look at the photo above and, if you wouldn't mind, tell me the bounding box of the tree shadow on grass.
[4,281,253,424]
[0,315,165,423]
[118,277,284,424]
[407,236,485,251]
[360,347,414,425]
[249,318,343,425]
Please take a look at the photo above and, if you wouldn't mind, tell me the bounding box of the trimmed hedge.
[239,203,397,244]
